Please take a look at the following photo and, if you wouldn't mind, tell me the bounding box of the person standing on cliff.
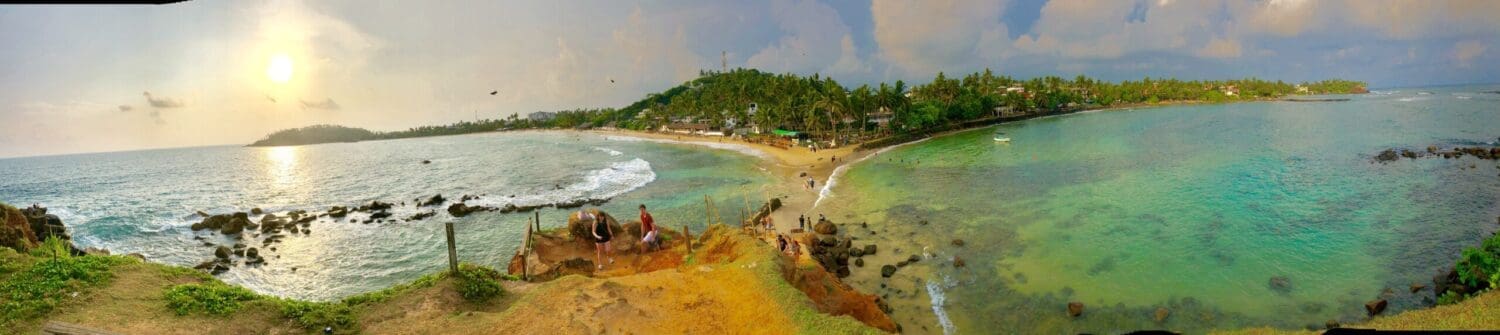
[639,204,659,252]
[587,210,616,270]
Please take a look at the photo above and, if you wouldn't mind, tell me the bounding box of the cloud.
[117,105,132,112]
[872,0,1011,76]
[142,91,184,108]
[746,0,855,75]
[1454,40,1487,67]
[825,34,872,76]
[1196,37,1243,59]
[300,98,340,110]
[149,110,165,125]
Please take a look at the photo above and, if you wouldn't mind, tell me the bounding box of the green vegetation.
[0,244,126,328]
[277,299,356,331]
[164,282,259,316]
[455,263,504,302]
[248,69,1365,147]
[1446,232,1500,305]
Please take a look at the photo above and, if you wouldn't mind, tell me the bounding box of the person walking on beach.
[586,210,616,270]
[639,204,659,252]
[798,214,805,231]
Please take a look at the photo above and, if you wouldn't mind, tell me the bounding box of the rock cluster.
[806,219,862,278]
[1373,145,1500,163]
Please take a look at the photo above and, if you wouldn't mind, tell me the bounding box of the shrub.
[29,236,72,259]
[0,254,121,326]
[1437,291,1464,305]
[1456,234,1500,289]
[278,299,355,332]
[164,283,259,316]
[455,263,503,302]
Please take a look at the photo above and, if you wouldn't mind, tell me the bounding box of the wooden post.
[684,225,692,253]
[522,222,532,281]
[534,211,541,231]
[445,221,459,274]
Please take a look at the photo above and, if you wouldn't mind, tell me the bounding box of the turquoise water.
[0,131,774,300]
[820,86,1500,333]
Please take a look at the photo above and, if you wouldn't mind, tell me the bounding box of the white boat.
[993,134,1011,142]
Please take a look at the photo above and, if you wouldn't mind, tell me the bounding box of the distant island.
[250,69,1368,147]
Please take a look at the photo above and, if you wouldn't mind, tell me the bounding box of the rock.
[370,211,392,220]
[854,258,865,267]
[836,266,850,278]
[863,244,877,256]
[1400,150,1418,159]
[1411,283,1427,293]
[1067,302,1084,317]
[1365,299,1387,315]
[1427,145,1438,153]
[952,256,965,268]
[849,247,864,257]
[422,160,431,164]
[246,247,259,259]
[1326,320,1340,329]
[192,214,230,231]
[1375,149,1399,162]
[221,213,251,235]
[881,265,897,278]
[251,207,263,215]
[194,260,217,270]
[447,203,479,217]
[419,194,446,207]
[214,246,231,259]
[1153,307,1170,323]
[328,206,349,218]
[1269,276,1292,293]
[0,204,39,251]
[952,239,964,247]
[408,211,436,221]
[769,198,782,211]
[813,221,837,235]
[907,254,921,263]
[211,263,229,275]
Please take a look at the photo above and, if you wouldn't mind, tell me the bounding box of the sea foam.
[814,137,931,208]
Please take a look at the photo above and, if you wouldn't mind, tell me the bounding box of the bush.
[1456,234,1500,289]
[164,283,259,316]
[0,254,121,326]
[1437,291,1465,305]
[29,236,72,259]
[455,263,503,302]
[278,300,355,332]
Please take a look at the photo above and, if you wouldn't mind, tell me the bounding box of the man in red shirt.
[639,204,659,251]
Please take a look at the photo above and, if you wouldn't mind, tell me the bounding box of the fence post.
[534,211,540,231]
[445,221,459,274]
[684,225,692,253]
[522,222,532,281]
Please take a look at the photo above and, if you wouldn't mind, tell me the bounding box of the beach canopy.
[771,129,801,137]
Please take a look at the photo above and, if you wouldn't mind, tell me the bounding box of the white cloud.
[825,34,872,76]
[1454,40,1487,67]
[1196,37,1243,59]
[143,91,184,108]
[871,0,1011,77]
[746,0,854,74]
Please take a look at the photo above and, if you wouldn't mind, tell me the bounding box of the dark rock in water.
[818,236,838,247]
[863,244,877,256]
[1153,307,1169,323]
[813,221,837,235]
[251,208,263,215]
[407,211,436,221]
[919,220,929,225]
[881,265,897,278]
[1411,283,1427,293]
[1428,145,1438,153]
[370,211,392,220]
[1067,302,1084,317]
[1400,150,1419,159]
[194,260,217,270]
[246,247,259,259]
[221,213,251,235]
[422,160,431,164]
[214,246,231,259]
[769,198,782,211]
[836,266,850,278]
[907,254,921,263]
[1325,320,1340,329]
[419,194,446,207]
[1365,299,1387,315]
[1269,276,1292,293]
[193,214,231,231]
[447,203,480,217]
[952,239,964,247]
[854,258,864,267]
[849,247,864,257]
[359,201,394,212]
[211,263,229,275]
[952,256,965,268]
[1375,149,1399,162]
[328,206,349,218]
[196,210,210,218]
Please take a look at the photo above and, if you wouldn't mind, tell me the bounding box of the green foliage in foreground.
[0,251,124,327]
[164,282,259,316]
[277,299,356,332]
[1449,233,1500,304]
[456,263,504,302]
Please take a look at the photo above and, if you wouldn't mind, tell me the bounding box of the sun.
[267,53,294,84]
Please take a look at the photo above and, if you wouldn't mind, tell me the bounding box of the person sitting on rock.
[638,204,659,252]
[586,210,616,270]
[776,235,788,254]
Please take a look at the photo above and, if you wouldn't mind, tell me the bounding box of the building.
[662,122,714,135]
[869,107,895,128]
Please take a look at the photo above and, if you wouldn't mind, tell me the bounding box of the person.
[798,214,805,231]
[789,237,801,257]
[586,210,616,270]
[762,214,774,233]
[776,235,788,253]
[639,204,659,252]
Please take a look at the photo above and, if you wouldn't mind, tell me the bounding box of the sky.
[1,0,1498,158]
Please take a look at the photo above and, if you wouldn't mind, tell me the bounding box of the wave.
[592,147,624,156]
[927,275,957,335]
[813,137,932,208]
[470,158,656,209]
[602,135,772,160]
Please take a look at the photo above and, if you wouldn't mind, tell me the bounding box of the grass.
[0,239,127,328]
[164,282,259,316]
[455,263,504,302]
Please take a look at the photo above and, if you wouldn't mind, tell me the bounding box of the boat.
[993,133,1011,142]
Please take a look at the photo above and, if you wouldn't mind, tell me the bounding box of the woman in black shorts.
[589,210,616,270]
